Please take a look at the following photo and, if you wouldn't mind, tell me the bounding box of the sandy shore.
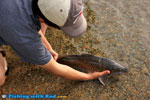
[0,0,150,100]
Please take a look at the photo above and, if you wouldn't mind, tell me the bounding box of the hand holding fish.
[85,70,110,80]
[41,57,109,81]
[41,54,127,85]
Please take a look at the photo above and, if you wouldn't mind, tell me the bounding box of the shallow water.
[0,0,150,100]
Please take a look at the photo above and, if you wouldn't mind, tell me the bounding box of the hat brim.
[61,14,87,38]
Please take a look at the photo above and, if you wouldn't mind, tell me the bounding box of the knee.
[0,76,6,86]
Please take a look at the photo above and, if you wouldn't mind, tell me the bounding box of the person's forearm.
[38,30,53,51]
[40,23,48,35]
[38,20,52,51]
[38,29,58,60]
[41,58,89,80]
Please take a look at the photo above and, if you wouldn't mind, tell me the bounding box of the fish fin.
[98,74,109,86]
[98,77,105,86]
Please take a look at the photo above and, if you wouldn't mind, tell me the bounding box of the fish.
[57,54,128,85]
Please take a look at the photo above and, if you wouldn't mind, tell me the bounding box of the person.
[0,0,110,86]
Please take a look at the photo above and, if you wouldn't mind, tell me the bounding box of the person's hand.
[84,70,110,80]
[48,49,58,61]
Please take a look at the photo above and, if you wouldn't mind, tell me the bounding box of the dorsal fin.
[81,54,95,57]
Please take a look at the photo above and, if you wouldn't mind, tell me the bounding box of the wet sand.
[0,0,150,100]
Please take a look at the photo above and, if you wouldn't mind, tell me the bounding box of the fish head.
[111,62,128,75]
[102,58,128,75]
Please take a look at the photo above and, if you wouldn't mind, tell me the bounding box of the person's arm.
[40,22,47,35]
[38,17,58,60]
[41,57,110,80]
[38,29,58,61]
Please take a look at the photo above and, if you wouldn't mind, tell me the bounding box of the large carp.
[57,54,128,85]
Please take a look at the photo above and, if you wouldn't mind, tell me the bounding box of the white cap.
[38,0,87,37]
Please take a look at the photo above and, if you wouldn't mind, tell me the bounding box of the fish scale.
[58,54,101,72]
